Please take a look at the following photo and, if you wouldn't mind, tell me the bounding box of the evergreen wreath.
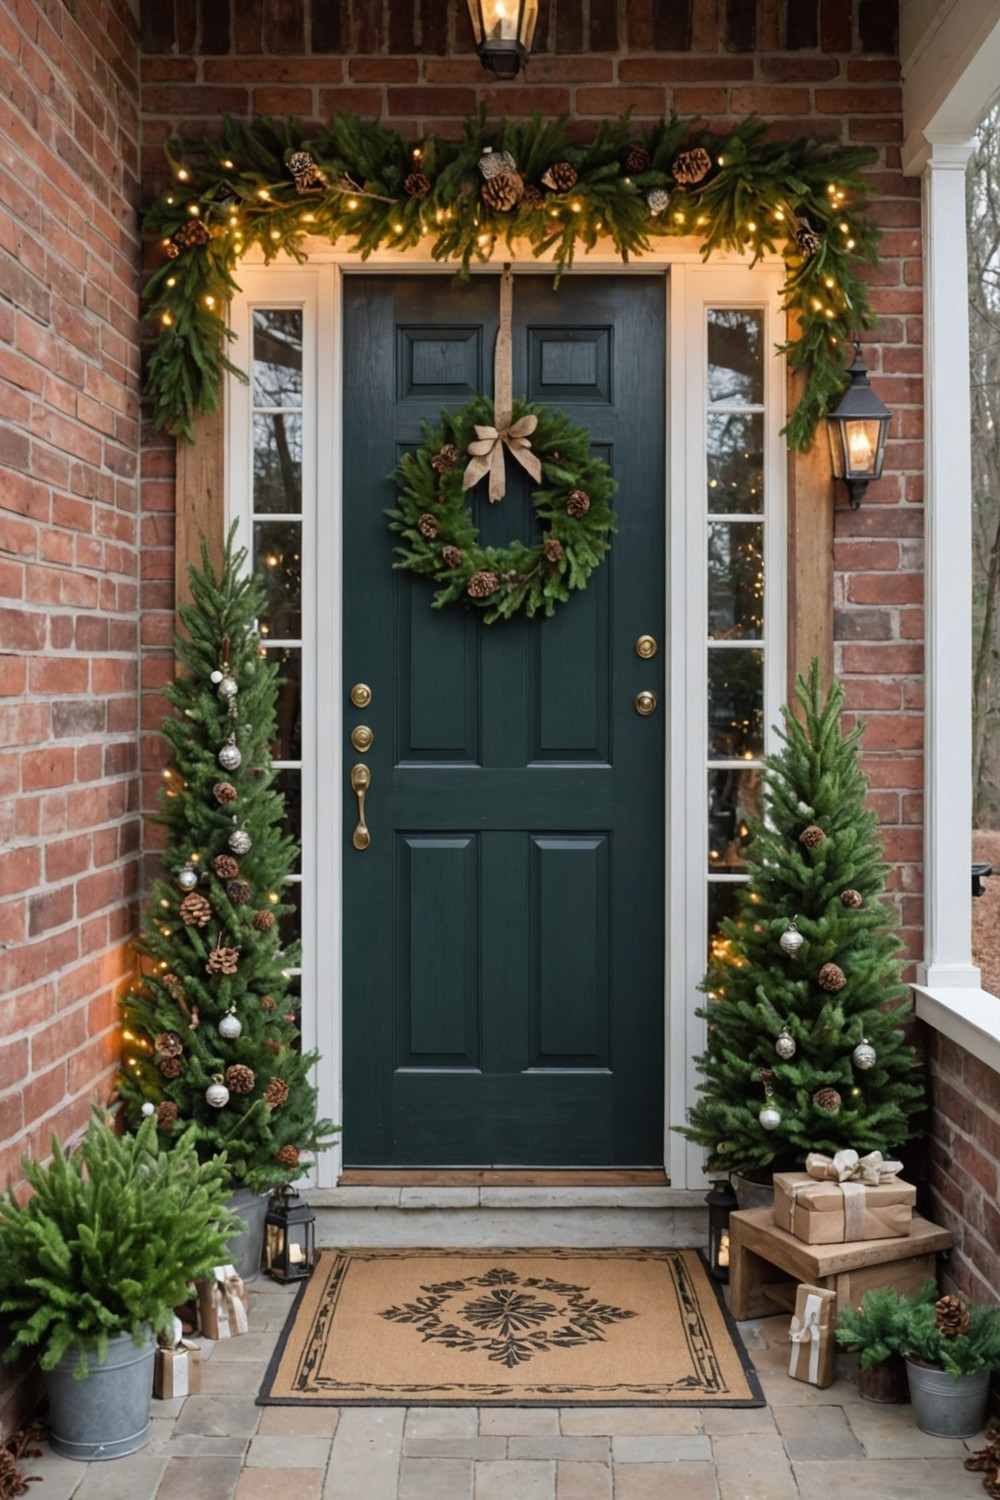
[143,110,880,449]
[387,396,617,623]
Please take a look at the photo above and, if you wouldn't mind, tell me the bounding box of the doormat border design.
[257,1247,765,1408]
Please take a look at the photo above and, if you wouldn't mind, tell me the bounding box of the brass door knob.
[350,683,372,709]
[351,725,373,752]
[634,690,658,716]
[635,635,658,659]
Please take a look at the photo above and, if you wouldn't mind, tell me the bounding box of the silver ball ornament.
[759,1104,782,1131]
[217,675,239,700]
[177,864,199,890]
[206,1078,230,1109]
[210,670,224,684]
[218,738,242,771]
[229,827,253,856]
[852,1038,877,1070]
[218,1010,242,1041]
[775,1026,797,1060]
[141,1101,155,1117]
[646,187,670,216]
[779,919,804,956]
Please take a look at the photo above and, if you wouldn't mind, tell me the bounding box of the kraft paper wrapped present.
[788,1284,837,1388]
[774,1150,915,1244]
[154,1339,202,1398]
[197,1263,250,1340]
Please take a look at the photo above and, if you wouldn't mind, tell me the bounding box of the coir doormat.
[258,1247,764,1406]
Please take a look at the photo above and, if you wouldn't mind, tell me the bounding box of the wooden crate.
[728,1208,953,1321]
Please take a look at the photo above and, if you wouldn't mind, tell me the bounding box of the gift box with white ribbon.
[788,1283,837,1387]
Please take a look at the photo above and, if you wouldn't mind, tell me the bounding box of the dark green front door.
[342,273,665,1166]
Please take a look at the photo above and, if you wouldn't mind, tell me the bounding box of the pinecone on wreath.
[481,170,524,212]
[542,161,578,193]
[566,489,591,517]
[522,184,545,210]
[225,1063,256,1095]
[623,145,651,174]
[672,147,713,184]
[180,892,212,927]
[795,221,823,258]
[417,513,439,539]
[935,1294,970,1338]
[431,443,461,473]
[404,171,431,198]
[441,545,463,568]
[468,570,500,598]
[172,219,210,251]
[544,538,564,563]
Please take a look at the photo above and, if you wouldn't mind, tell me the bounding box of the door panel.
[342,273,665,1166]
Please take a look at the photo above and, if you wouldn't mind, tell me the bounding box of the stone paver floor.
[15,1279,990,1500]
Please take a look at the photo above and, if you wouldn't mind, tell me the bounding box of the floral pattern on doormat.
[379,1265,637,1368]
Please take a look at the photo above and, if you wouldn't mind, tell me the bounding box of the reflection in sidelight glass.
[253,412,302,514]
[707,882,742,963]
[708,766,761,874]
[707,309,764,407]
[254,522,302,639]
[252,310,303,407]
[265,647,302,762]
[707,413,764,514]
[274,768,302,870]
[708,522,764,639]
[708,648,764,760]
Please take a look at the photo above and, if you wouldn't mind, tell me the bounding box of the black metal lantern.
[466,0,538,75]
[826,342,891,508]
[264,1185,316,1282]
[705,1178,738,1282]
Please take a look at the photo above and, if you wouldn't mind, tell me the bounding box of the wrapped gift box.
[774,1172,915,1244]
[788,1283,837,1388]
[197,1263,250,1340]
[154,1340,202,1398]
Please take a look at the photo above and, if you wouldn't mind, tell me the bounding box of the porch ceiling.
[901,0,1000,170]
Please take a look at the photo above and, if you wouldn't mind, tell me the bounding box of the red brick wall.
[927,1032,1000,1302]
[0,0,141,1304]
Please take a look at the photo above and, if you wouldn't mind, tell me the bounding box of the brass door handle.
[634,690,658,716]
[351,763,371,850]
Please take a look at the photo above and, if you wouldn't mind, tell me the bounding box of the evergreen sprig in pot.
[0,1109,241,1461]
[835,1285,913,1403]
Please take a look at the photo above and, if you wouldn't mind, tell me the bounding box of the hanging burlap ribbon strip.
[463,264,542,503]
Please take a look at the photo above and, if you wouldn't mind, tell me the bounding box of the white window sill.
[912,984,1000,1078]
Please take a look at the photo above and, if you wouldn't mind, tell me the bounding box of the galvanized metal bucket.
[905,1358,990,1437]
[43,1329,155,1461]
[225,1186,270,1283]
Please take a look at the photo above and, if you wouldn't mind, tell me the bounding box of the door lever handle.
[351,763,371,850]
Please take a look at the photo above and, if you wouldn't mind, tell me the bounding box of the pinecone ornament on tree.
[179,892,212,927]
[818,962,847,992]
[227,879,252,904]
[813,1086,842,1113]
[481,170,524,211]
[566,489,591,517]
[799,824,826,848]
[468,570,500,599]
[404,171,431,197]
[672,147,713,184]
[264,1077,290,1109]
[431,443,461,473]
[935,1294,970,1338]
[252,909,275,932]
[275,1144,300,1169]
[206,943,240,975]
[155,1100,178,1130]
[214,781,238,804]
[225,1063,256,1095]
[260,994,276,1011]
[623,145,651,174]
[159,1056,183,1079]
[212,854,240,879]
[155,1032,184,1057]
[841,888,863,908]
[542,161,578,192]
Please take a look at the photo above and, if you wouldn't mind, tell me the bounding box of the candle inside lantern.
[718,1232,730,1268]
[488,0,515,38]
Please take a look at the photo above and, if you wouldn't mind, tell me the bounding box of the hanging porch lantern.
[264,1184,316,1282]
[466,0,539,76]
[826,342,891,508]
[705,1177,738,1282]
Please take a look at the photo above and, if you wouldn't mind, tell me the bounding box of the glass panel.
[708,647,764,760]
[707,309,764,406]
[278,889,301,950]
[255,521,302,639]
[274,768,302,871]
[709,522,764,639]
[253,309,303,407]
[253,412,303,514]
[707,413,764,514]
[266,647,302,762]
[707,881,743,963]
[708,767,761,874]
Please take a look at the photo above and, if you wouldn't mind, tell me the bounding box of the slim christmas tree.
[119,529,335,1191]
[682,661,924,1177]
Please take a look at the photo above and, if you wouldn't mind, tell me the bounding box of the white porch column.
[917,137,980,988]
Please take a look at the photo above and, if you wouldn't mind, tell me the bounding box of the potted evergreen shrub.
[902,1284,1000,1437]
[835,1285,914,1402]
[0,1110,241,1461]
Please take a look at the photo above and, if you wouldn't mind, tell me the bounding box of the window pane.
[708,767,761,873]
[253,309,303,407]
[253,412,303,514]
[707,309,764,406]
[707,881,743,962]
[709,522,764,639]
[266,646,302,762]
[274,768,301,871]
[278,890,301,949]
[707,413,764,514]
[708,647,764,759]
[255,521,302,639]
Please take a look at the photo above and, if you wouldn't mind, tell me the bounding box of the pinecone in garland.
[260,994,276,1011]
[206,943,240,975]
[468,570,499,599]
[162,973,182,989]
[544,538,564,563]
[623,145,651,174]
[431,443,461,473]
[155,1100,178,1130]
[818,962,847,992]
[481,170,524,212]
[159,1056,183,1079]
[521,184,545,210]
[212,854,240,879]
[672,147,713,184]
[225,1063,256,1095]
[275,1144,300,1169]
[935,1294,970,1339]
[417,513,439,539]
[799,824,826,848]
[795,221,823,258]
[155,1031,184,1058]
[542,161,578,193]
[214,781,238,805]
[252,909,275,932]
[565,489,591,517]
[179,892,212,927]
[813,1086,842,1114]
[404,171,431,198]
[287,150,329,192]
[264,1077,290,1109]
[172,219,210,251]
[227,879,252,905]
[441,545,463,568]
[841,888,864,908]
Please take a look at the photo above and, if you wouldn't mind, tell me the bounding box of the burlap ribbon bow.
[805,1149,903,1186]
[463,414,542,502]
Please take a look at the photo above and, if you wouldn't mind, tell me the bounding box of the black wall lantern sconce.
[705,1177,738,1282]
[826,342,891,508]
[264,1184,316,1282]
[466,0,538,75]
